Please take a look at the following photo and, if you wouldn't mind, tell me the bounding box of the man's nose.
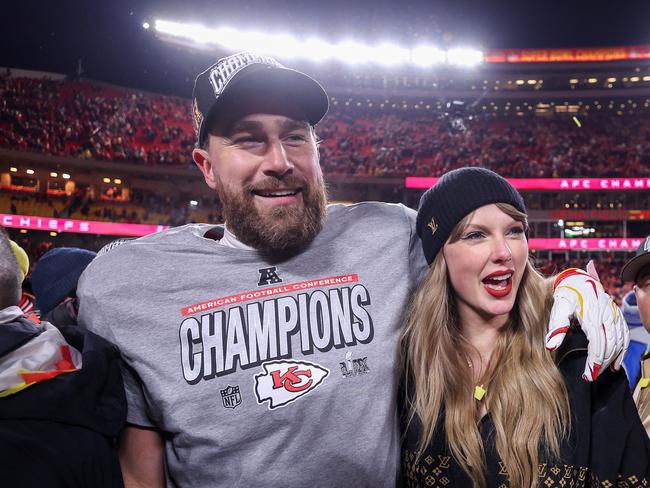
[261,140,294,176]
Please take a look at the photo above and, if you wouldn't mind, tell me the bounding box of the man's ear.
[193,147,218,190]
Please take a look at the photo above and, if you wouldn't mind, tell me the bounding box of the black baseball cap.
[622,235,650,282]
[192,51,329,147]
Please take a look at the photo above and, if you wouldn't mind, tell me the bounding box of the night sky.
[2,0,649,97]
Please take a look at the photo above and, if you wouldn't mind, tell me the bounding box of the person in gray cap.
[78,52,629,488]
[622,235,650,434]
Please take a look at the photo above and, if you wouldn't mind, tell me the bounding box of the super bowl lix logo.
[254,360,329,410]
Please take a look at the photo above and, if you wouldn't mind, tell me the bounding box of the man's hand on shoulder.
[546,261,629,381]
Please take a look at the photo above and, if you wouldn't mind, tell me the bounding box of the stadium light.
[375,43,410,66]
[411,45,446,67]
[333,40,374,64]
[142,22,150,30]
[446,48,483,66]
[152,18,483,68]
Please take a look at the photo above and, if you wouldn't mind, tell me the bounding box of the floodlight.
[302,38,336,62]
[334,41,375,64]
[142,22,150,30]
[151,18,486,69]
[447,48,483,66]
[261,32,302,58]
[374,43,410,66]
[411,46,446,67]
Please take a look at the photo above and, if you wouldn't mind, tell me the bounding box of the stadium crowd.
[0,77,195,166]
[0,75,644,303]
[1,76,649,178]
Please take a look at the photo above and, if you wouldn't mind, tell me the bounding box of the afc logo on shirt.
[258,266,282,286]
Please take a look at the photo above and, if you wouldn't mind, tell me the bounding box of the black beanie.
[416,167,526,265]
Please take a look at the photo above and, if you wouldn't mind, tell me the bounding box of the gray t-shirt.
[78,202,428,488]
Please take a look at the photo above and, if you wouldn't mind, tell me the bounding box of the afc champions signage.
[405,177,650,192]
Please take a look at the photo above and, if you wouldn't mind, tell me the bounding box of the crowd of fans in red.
[2,75,649,177]
[535,255,632,305]
[0,75,644,301]
[0,76,195,166]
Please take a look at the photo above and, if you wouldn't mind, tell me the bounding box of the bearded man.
[78,52,628,488]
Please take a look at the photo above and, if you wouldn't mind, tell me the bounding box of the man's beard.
[216,173,327,258]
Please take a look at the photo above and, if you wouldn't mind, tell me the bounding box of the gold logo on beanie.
[427,217,438,236]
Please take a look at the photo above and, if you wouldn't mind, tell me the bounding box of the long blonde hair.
[402,203,570,488]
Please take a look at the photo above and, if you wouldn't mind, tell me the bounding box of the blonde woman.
[401,167,649,488]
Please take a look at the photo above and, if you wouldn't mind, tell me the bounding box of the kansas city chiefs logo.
[254,360,329,410]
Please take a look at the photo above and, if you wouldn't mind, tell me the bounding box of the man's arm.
[119,425,165,488]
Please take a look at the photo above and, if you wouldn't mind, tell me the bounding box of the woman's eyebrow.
[465,221,522,232]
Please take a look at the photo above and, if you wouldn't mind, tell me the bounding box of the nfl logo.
[220,385,242,409]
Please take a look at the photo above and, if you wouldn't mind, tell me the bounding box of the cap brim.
[201,65,329,143]
[622,253,650,282]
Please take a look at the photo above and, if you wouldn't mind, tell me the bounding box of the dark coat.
[0,314,126,487]
[401,329,650,487]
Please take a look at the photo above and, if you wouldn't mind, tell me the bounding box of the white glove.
[545,261,629,381]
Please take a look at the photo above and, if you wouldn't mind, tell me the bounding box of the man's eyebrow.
[225,120,264,135]
[280,119,311,132]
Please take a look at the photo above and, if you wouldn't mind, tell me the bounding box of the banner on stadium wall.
[529,238,643,252]
[405,177,650,191]
[545,209,649,221]
[485,45,650,63]
[0,214,168,236]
